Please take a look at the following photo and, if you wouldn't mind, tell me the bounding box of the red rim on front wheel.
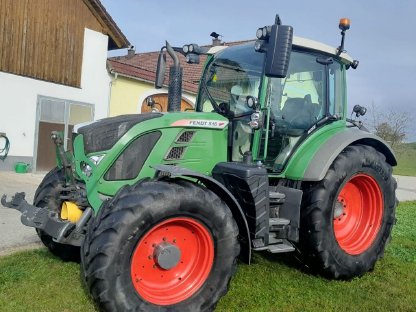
[333,174,383,255]
[130,217,214,305]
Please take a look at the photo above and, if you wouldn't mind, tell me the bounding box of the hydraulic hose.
[0,133,10,161]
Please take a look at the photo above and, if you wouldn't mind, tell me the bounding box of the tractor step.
[269,217,290,226]
[269,191,285,204]
[267,243,295,253]
[253,240,295,253]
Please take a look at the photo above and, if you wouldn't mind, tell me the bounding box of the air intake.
[165,146,186,160]
[176,131,195,143]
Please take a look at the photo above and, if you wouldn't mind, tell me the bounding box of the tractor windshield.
[196,42,264,116]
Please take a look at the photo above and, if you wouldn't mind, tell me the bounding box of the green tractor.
[2,16,397,311]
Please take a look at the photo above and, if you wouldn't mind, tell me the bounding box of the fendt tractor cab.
[2,16,397,311]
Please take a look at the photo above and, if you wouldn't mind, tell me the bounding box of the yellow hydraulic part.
[61,201,83,223]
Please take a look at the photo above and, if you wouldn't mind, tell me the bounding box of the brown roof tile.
[107,40,254,94]
[108,58,200,93]
[108,52,206,94]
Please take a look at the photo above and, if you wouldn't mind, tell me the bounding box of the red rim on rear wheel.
[333,174,383,255]
[130,217,214,305]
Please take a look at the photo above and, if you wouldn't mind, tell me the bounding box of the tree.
[374,120,407,148]
[367,103,410,149]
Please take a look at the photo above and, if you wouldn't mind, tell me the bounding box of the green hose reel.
[0,132,10,161]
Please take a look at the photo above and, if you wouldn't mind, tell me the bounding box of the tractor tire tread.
[82,179,240,312]
[297,144,397,279]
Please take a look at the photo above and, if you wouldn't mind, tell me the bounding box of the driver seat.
[279,97,310,136]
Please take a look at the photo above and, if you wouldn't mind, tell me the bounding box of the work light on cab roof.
[339,18,351,31]
[336,16,358,70]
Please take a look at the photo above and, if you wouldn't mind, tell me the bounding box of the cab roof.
[206,36,353,64]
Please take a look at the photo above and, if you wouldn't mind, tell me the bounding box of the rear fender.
[302,128,397,181]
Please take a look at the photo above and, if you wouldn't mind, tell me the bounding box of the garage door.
[35,96,94,172]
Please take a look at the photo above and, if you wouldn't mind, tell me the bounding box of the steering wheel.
[218,102,230,115]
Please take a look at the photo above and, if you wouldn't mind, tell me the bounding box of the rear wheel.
[34,168,80,261]
[82,179,239,311]
[298,145,397,279]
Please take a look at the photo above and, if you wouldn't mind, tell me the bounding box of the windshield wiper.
[212,63,261,75]
[200,77,222,113]
[212,63,245,73]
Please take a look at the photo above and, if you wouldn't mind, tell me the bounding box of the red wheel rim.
[130,217,214,305]
[333,174,383,255]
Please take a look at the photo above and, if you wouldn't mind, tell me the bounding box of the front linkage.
[1,192,91,246]
[1,131,91,247]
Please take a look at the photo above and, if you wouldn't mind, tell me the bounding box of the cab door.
[256,51,344,171]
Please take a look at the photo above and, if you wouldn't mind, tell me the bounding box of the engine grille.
[165,146,186,160]
[176,131,195,143]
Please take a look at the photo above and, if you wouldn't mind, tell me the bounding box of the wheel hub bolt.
[334,201,345,219]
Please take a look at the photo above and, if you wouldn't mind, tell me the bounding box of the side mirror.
[264,24,293,78]
[155,51,166,89]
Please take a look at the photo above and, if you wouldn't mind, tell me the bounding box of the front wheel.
[82,179,240,311]
[297,145,397,279]
[34,167,80,261]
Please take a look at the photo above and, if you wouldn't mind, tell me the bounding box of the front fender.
[153,164,252,263]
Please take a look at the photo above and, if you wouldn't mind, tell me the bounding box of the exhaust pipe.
[154,41,183,112]
[165,41,183,112]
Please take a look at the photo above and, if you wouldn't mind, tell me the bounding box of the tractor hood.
[72,112,230,209]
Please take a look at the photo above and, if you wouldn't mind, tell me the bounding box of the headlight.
[89,155,105,165]
[81,162,92,177]
[81,154,105,177]
[256,28,263,39]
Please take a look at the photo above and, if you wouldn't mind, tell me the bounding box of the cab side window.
[328,61,344,117]
[270,52,326,134]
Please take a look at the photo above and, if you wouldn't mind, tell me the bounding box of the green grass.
[393,142,416,176]
[1,202,415,312]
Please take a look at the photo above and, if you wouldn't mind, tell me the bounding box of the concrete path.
[394,175,416,202]
[0,171,45,255]
[0,171,415,256]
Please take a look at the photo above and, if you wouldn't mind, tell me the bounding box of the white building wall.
[80,28,112,120]
[0,28,111,163]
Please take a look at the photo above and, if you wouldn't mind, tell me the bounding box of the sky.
[101,0,416,141]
